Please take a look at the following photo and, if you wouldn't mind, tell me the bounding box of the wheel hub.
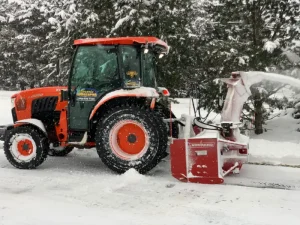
[109,120,150,160]
[127,134,137,143]
[23,143,29,150]
[17,139,34,156]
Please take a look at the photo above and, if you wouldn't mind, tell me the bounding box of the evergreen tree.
[1,0,104,87]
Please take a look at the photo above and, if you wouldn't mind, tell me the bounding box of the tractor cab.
[66,37,170,132]
[69,37,168,90]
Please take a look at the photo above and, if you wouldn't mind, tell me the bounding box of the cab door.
[68,45,120,132]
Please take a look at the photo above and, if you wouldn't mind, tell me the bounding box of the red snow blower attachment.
[170,121,249,184]
[170,72,250,184]
[170,70,300,184]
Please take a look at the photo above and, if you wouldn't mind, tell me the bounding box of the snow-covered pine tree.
[38,0,105,85]
[1,0,104,87]
[0,0,60,88]
[0,0,42,89]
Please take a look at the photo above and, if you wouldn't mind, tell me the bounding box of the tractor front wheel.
[95,105,167,174]
[3,126,49,169]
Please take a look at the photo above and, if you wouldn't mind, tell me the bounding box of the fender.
[89,87,159,120]
[15,119,47,135]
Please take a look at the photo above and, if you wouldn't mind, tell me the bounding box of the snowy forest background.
[0,0,300,134]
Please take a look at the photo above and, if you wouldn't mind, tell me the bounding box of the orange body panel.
[12,86,70,145]
[12,86,68,121]
[55,109,68,143]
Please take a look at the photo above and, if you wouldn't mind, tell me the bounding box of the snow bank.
[249,139,300,166]
[248,108,300,166]
[103,168,147,193]
[250,108,300,144]
[0,91,17,125]
[121,168,145,181]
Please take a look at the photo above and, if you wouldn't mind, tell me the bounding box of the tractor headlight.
[11,98,15,109]
[15,98,26,111]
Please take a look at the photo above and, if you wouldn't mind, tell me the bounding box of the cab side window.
[71,46,120,93]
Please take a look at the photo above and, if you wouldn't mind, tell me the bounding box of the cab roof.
[73,36,169,51]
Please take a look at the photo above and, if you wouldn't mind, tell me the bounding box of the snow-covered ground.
[0,91,300,225]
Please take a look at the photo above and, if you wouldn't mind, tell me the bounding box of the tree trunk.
[254,91,264,134]
[19,82,26,90]
[30,81,35,88]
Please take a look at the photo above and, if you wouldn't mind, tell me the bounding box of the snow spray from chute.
[220,71,300,123]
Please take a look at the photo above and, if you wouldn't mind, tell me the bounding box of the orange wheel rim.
[117,123,146,154]
[17,139,34,156]
[110,120,149,160]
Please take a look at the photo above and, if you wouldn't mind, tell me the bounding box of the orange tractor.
[0,37,177,174]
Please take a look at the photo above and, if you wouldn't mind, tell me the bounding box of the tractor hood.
[10,86,68,122]
[11,86,67,99]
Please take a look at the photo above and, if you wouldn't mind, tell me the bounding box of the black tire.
[95,104,168,174]
[48,146,74,156]
[4,126,49,169]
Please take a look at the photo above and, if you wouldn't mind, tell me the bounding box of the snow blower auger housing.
[169,72,251,184]
[170,71,300,184]
[0,37,177,174]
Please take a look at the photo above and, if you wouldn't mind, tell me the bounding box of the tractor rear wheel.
[95,104,167,174]
[3,126,49,169]
[48,146,74,157]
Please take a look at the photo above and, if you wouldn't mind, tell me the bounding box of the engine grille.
[32,96,58,114]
